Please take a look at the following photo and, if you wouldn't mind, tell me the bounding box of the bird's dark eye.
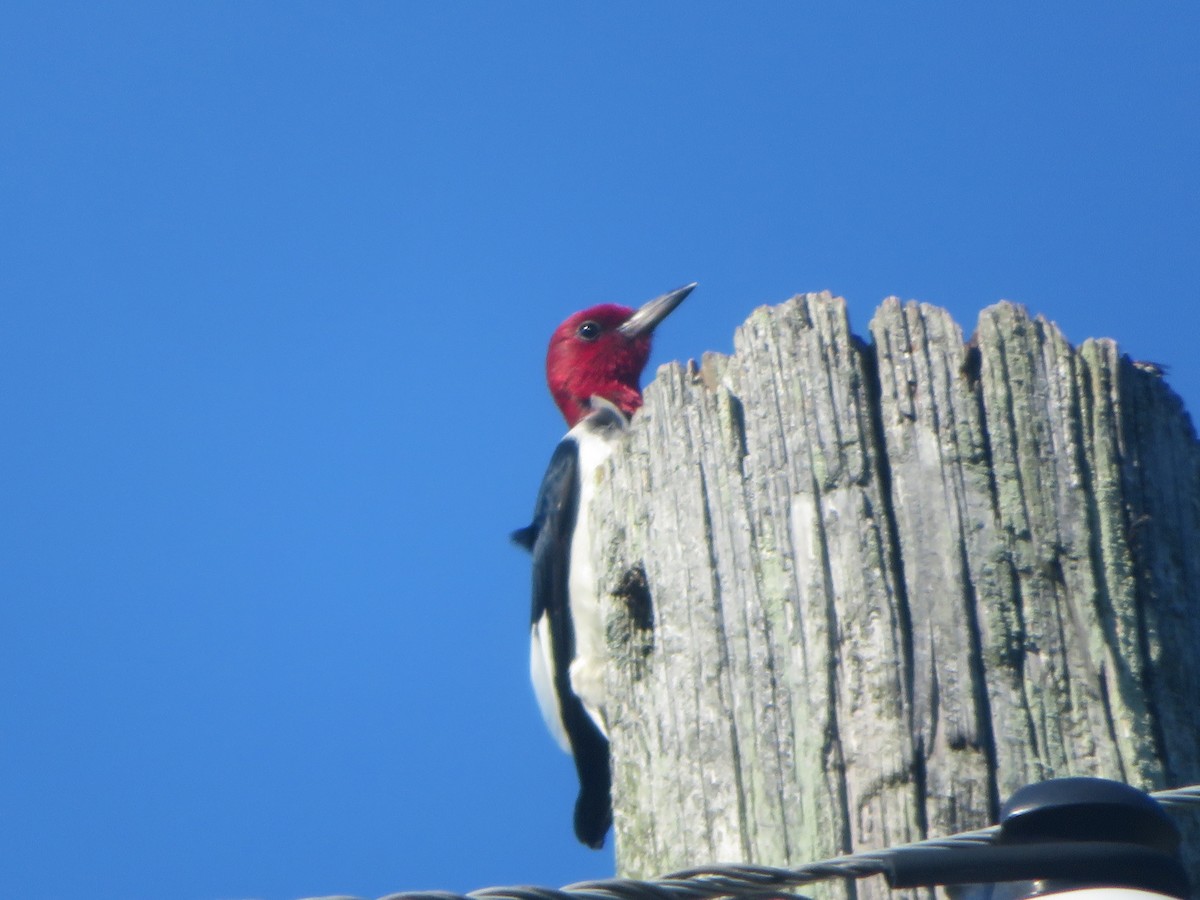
[577,321,601,341]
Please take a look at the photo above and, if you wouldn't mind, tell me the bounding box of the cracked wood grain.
[590,294,1200,898]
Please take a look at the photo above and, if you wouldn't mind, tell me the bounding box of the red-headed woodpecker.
[513,283,696,849]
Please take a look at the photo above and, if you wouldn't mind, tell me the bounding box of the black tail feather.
[573,763,612,848]
[570,722,612,849]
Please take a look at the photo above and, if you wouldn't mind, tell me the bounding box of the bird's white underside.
[528,402,623,752]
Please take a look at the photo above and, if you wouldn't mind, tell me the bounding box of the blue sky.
[2,4,1197,900]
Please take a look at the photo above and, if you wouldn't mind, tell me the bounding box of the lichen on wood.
[590,293,1200,897]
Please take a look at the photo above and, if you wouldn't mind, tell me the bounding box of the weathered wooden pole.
[590,294,1200,897]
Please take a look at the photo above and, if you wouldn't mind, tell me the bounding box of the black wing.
[511,435,613,848]
[511,437,579,624]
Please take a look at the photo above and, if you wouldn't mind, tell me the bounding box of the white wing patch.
[530,614,570,753]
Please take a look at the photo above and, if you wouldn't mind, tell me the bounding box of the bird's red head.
[545,284,695,427]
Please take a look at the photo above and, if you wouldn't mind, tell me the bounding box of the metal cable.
[352,783,1200,900]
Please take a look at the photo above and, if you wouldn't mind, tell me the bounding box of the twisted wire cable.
[342,782,1200,900]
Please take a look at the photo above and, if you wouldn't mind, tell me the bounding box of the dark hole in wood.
[613,564,654,637]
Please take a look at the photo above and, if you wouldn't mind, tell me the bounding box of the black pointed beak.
[618,282,697,338]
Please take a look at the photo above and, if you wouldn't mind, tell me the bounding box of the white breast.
[563,408,624,737]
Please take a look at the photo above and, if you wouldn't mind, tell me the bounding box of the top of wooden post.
[588,294,1200,895]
